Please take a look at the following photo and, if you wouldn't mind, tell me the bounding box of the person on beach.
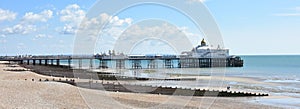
[227,86,231,90]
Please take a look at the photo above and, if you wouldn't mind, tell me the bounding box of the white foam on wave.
[253,98,300,109]
[264,79,300,83]
[232,83,300,95]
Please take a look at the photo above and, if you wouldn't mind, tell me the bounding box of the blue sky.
[0,0,300,55]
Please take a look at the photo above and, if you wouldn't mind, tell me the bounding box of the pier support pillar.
[27,60,30,65]
[20,60,23,64]
[164,59,173,68]
[190,59,199,68]
[99,60,108,69]
[179,58,189,68]
[33,60,36,65]
[68,59,71,68]
[56,59,60,66]
[199,59,203,68]
[45,60,48,66]
[132,60,142,69]
[39,59,42,65]
[78,59,82,69]
[89,59,93,69]
[51,59,53,65]
[209,58,212,67]
[148,60,156,69]
[116,59,125,69]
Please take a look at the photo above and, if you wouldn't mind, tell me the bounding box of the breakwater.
[16,63,268,97]
[25,78,268,97]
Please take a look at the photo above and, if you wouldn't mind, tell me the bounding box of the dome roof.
[200,38,207,47]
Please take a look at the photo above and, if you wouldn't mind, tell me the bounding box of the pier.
[0,39,244,68]
[0,54,243,69]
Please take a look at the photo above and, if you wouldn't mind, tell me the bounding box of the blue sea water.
[61,55,300,107]
[62,55,300,80]
[238,55,300,78]
[63,55,300,80]
[218,55,300,108]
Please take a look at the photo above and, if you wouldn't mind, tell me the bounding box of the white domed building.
[181,39,229,58]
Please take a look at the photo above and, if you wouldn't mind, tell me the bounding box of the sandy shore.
[0,61,283,108]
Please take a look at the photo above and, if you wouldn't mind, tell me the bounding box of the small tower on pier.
[200,38,207,47]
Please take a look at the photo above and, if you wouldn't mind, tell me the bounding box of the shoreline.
[0,61,286,108]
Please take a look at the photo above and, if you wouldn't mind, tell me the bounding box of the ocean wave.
[232,84,300,95]
[264,77,300,83]
[264,79,300,83]
[252,98,300,108]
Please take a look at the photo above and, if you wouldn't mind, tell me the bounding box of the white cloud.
[59,4,86,35]
[2,24,36,35]
[61,24,76,34]
[273,13,300,17]
[0,8,17,22]
[110,16,133,26]
[0,34,6,43]
[33,34,53,40]
[80,13,132,31]
[22,10,53,23]
[17,43,26,50]
[60,4,85,24]
[35,34,48,38]
[0,39,7,43]
[188,0,206,3]
[59,5,132,35]
[1,10,53,35]
[274,6,300,17]
[78,13,133,42]
[74,13,133,54]
[179,26,202,45]
[294,7,300,11]
[100,21,199,54]
[58,4,133,35]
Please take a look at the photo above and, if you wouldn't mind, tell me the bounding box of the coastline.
[0,61,285,108]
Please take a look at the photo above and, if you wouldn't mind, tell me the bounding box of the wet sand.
[0,61,283,108]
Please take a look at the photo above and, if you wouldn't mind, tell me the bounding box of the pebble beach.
[0,61,283,108]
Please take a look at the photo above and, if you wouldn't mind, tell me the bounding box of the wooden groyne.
[76,81,269,97]
[22,78,268,97]
[3,69,31,71]
[97,74,197,81]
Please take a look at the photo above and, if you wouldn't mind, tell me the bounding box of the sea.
[61,55,300,108]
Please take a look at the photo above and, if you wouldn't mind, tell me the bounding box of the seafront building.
[181,39,229,58]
